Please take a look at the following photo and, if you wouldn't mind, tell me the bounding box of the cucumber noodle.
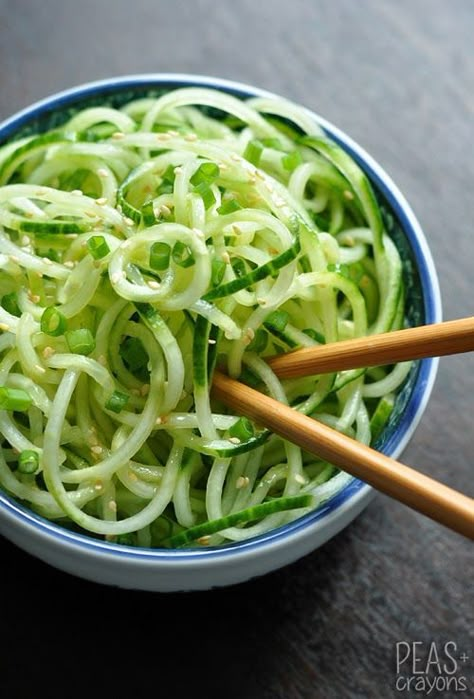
[0,88,410,548]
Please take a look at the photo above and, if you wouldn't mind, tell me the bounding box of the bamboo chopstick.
[267,316,474,379]
[211,371,474,539]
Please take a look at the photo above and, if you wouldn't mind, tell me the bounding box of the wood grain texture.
[0,2,473,698]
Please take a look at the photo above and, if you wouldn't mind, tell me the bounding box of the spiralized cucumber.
[0,87,408,547]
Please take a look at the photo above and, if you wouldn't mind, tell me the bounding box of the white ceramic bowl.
[0,75,441,591]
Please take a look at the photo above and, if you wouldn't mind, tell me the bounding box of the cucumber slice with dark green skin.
[163,493,314,547]
[0,131,77,184]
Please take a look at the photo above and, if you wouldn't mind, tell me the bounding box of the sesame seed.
[112,131,125,140]
[128,471,138,481]
[221,251,230,264]
[344,235,355,247]
[111,272,123,284]
[257,297,267,306]
[343,190,354,200]
[71,189,83,196]
[9,256,20,264]
[246,327,255,341]
[295,474,307,485]
[42,346,55,359]
[155,417,163,426]
[96,197,107,206]
[21,235,30,246]
[167,129,179,137]
[236,476,250,489]
[30,294,40,303]
[275,198,286,208]
[229,436,241,445]
[34,364,46,374]
[218,162,228,171]
[160,204,171,217]
[108,500,117,512]
[231,153,241,162]
[97,355,107,366]
[0,323,10,331]
[184,133,197,141]
[197,536,211,545]
[65,234,78,239]
[156,133,171,141]
[147,280,160,289]
[208,338,216,345]
[174,166,183,175]
[232,225,242,236]
[64,260,75,269]
[97,168,109,178]
[43,257,52,265]
[124,217,135,227]
[91,445,103,455]
[94,480,103,491]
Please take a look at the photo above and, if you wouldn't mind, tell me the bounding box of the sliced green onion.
[243,139,264,166]
[264,309,289,332]
[229,417,255,441]
[41,307,67,336]
[190,162,220,186]
[105,390,129,414]
[327,262,350,278]
[18,450,39,474]
[194,181,216,209]
[217,198,242,215]
[282,150,303,171]
[172,241,195,268]
[65,328,95,356]
[141,200,157,226]
[150,242,171,271]
[1,292,21,318]
[87,235,110,260]
[0,387,32,411]
[211,258,226,286]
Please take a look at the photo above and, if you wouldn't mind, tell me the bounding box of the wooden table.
[1,2,472,697]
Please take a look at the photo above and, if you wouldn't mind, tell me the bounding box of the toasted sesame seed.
[156,133,171,141]
[30,294,40,303]
[124,217,135,227]
[128,471,138,481]
[343,190,354,200]
[91,445,103,455]
[174,166,183,175]
[229,436,241,445]
[218,162,228,171]
[221,251,230,264]
[97,168,109,178]
[96,197,107,206]
[0,323,10,331]
[63,260,75,269]
[21,235,31,246]
[43,257,52,265]
[160,204,172,217]
[94,480,103,490]
[111,272,123,284]
[257,297,267,306]
[147,280,160,289]
[208,338,216,345]
[34,364,46,374]
[246,327,255,341]
[108,500,117,512]
[71,189,83,196]
[184,133,197,141]
[42,346,55,359]
[236,476,250,489]
[155,417,163,426]
[167,129,179,137]
[112,131,125,140]
[295,474,307,485]
[197,535,211,545]
[232,225,242,236]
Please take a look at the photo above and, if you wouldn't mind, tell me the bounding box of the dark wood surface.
[0,2,472,697]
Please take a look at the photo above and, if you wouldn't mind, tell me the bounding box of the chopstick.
[212,371,474,539]
[267,316,474,378]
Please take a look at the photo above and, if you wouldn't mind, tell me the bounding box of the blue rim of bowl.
[0,74,442,562]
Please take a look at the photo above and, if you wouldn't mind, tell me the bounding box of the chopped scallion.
[194,181,216,209]
[41,307,67,336]
[1,292,21,318]
[172,241,195,268]
[0,387,32,411]
[211,258,226,286]
[65,328,95,356]
[282,150,303,171]
[18,450,39,474]
[190,162,220,186]
[105,390,129,414]
[87,235,110,260]
[243,139,264,166]
[229,417,255,441]
[217,198,242,215]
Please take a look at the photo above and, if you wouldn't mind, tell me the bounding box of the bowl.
[0,74,441,591]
